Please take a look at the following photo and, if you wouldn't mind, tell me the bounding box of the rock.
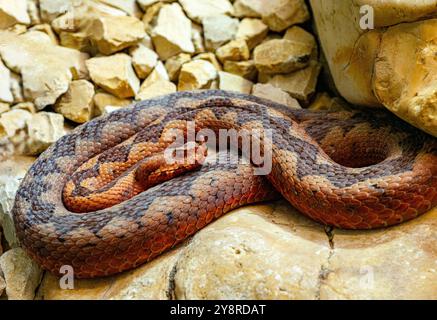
[262,0,309,32]
[98,0,142,17]
[86,53,140,99]
[178,60,217,91]
[216,39,250,64]
[373,20,437,137]
[0,248,43,300]
[233,0,263,18]
[137,0,177,11]
[0,31,88,110]
[151,3,194,61]
[129,44,159,79]
[142,2,164,34]
[252,83,301,109]
[179,0,234,23]
[263,61,321,103]
[284,26,318,60]
[90,15,146,55]
[254,39,313,75]
[308,92,350,112]
[218,71,253,94]
[141,61,169,88]
[191,23,206,54]
[203,15,239,51]
[193,53,222,71]
[29,24,58,45]
[27,0,41,26]
[0,109,32,138]
[39,0,75,22]
[0,156,35,247]
[12,102,37,114]
[0,0,30,29]
[236,18,269,50]
[136,80,176,100]
[224,60,258,81]
[9,72,23,104]
[54,80,95,123]
[0,59,12,103]
[25,112,65,155]
[0,102,9,114]
[93,92,132,117]
[0,274,5,297]
[165,53,191,82]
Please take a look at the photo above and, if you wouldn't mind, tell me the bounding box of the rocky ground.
[0,0,436,300]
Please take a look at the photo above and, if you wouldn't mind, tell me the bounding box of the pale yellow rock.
[233,0,263,18]
[11,102,37,114]
[284,26,318,60]
[0,275,5,297]
[193,53,222,71]
[90,15,146,55]
[59,31,91,52]
[0,248,42,300]
[218,71,253,94]
[224,60,258,81]
[0,0,30,29]
[179,0,234,23]
[236,18,269,50]
[203,14,239,51]
[151,3,194,61]
[178,60,218,91]
[6,23,27,35]
[93,92,132,117]
[308,92,350,112]
[0,109,32,138]
[98,0,142,18]
[0,102,9,114]
[165,53,191,82]
[141,61,169,88]
[191,23,205,54]
[86,53,140,99]
[216,39,250,64]
[136,80,176,100]
[27,0,41,25]
[10,73,23,104]
[55,80,95,123]
[142,2,164,34]
[252,83,301,109]
[29,24,58,45]
[25,112,65,155]
[137,0,177,11]
[262,0,310,32]
[39,0,75,22]
[0,156,35,246]
[129,44,158,79]
[254,39,313,75]
[264,61,321,103]
[0,59,12,103]
[0,31,89,110]
[373,20,437,137]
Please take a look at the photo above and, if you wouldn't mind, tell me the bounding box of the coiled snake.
[12,90,437,278]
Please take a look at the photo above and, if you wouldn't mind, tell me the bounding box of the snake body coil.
[12,91,437,278]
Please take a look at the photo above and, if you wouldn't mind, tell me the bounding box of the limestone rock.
[236,18,269,50]
[27,0,41,25]
[233,0,263,18]
[55,80,95,123]
[0,248,43,300]
[98,0,142,17]
[136,80,176,100]
[0,109,32,138]
[308,92,349,112]
[90,15,146,55]
[86,53,140,99]
[263,61,321,103]
[151,3,194,61]
[254,39,313,75]
[25,112,65,155]
[252,83,301,109]
[178,60,217,91]
[203,15,239,51]
[179,0,234,23]
[224,60,258,81]
[0,274,5,297]
[191,23,205,54]
[193,53,222,71]
[0,102,9,114]
[129,44,159,79]
[141,61,169,88]
[216,39,250,64]
[284,26,318,60]
[10,72,23,104]
[0,0,30,29]
[165,53,191,82]
[12,102,37,114]
[0,59,12,103]
[373,20,437,137]
[29,24,58,45]
[0,156,35,247]
[39,0,75,22]
[0,31,88,110]
[262,0,310,32]
[93,92,132,117]
[218,71,253,94]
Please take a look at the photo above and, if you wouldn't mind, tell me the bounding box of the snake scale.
[12,90,437,278]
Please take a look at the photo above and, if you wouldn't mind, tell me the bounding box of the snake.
[12,90,437,278]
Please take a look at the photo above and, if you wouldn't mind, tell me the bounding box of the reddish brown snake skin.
[12,90,437,278]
